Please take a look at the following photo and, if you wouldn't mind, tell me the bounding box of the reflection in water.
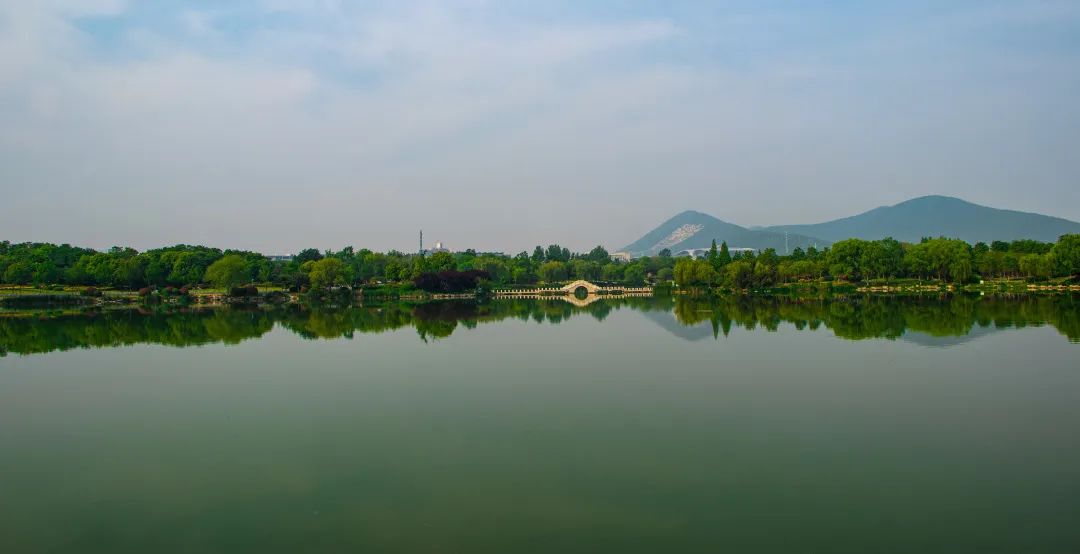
[666,294,1080,344]
[1,294,1077,356]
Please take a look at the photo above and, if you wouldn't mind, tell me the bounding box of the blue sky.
[2,1,1078,253]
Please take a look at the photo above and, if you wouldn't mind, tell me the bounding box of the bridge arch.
[560,280,604,294]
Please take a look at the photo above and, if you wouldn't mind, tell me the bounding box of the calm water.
[1,295,1078,553]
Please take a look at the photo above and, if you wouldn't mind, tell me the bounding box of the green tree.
[409,256,428,280]
[545,244,570,263]
[474,257,511,283]
[295,248,323,264]
[948,243,974,282]
[674,258,716,287]
[512,267,538,284]
[860,241,887,280]
[204,255,250,290]
[167,251,213,286]
[3,261,32,284]
[538,261,568,283]
[757,248,780,268]
[724,260,754,289]
[571,259,601,281]
[905,238,973,282]
[718,241,731,266]
[978,251,1005,278]
[904,243,931,279]
[1051,234,1080,277]
[1011,239,1052,255]
[427,251,456,273]
[828,239,865,280]
[586,245,610,263]
[383,257,406,282]
[601,263,624,282]
[309,258,350,290]
[623,264,645,286]
[752,260,777,287]
[1019,253,1056,280]
[879,238,904,279]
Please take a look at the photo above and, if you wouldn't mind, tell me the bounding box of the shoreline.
[2,285,1078,313]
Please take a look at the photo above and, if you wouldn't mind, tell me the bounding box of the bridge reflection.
[502,291,654,307]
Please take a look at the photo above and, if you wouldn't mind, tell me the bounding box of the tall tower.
[419,230,424,255]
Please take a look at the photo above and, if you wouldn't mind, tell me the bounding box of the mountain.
[762,195,1080,244]
[620,210,826,256]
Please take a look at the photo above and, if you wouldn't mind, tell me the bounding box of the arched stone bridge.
[562,280,603,294]
[494,280,653,298]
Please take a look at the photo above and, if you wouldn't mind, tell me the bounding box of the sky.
[1,0,1079,254]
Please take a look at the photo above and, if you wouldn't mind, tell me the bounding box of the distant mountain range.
[762,195,1080,245]
[619,195,1080,256]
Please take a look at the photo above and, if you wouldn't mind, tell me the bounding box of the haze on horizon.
[2,1,1078,254]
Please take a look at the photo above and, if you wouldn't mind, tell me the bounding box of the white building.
[423,241,450,255]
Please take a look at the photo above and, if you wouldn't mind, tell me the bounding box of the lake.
[1,294,1078,553]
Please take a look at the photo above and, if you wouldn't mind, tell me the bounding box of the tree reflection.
[669,294,1079,342]
[1,294,1076,356]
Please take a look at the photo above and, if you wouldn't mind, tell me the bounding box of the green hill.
[763,196,1080,244]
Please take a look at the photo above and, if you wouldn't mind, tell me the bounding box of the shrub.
[137,287,152,297]
[80,287,102,297]
[227,285,260,298]
[413,270,491,293]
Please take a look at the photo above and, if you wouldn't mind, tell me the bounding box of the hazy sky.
[2,1,1079,254]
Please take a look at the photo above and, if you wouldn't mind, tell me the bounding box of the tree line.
[673,235,1080,289]
[0,241,672,291]
[1,234,1076,292]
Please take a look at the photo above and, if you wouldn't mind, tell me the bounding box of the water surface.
[1,295,1078,553]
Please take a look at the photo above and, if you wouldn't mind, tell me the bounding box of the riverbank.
[3,278,1078,311]
[674,278,1080,297]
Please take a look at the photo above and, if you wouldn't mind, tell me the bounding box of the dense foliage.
[672,235,1080,289]
[0,241,664,291]
[0,234,1076,293]
[413,270,491,293]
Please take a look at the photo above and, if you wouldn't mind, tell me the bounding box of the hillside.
[620,210,826,256]
[762,195,1080,244]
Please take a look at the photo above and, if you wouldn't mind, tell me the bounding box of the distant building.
[420,241,451,256]
[675,247,755,259]
[266,255,294,262]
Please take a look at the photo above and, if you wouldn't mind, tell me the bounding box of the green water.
[1,295,1078,553]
